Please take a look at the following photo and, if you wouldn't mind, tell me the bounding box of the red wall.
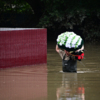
[0,28,47,68]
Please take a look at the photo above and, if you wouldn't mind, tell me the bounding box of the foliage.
[0,0,33,13]
[0,0,34,27]
[38,0,100,42]
[0,0,100,42]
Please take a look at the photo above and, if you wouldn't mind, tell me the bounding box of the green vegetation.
[0,0,33,13]
[0,0,100,42]
[38,0,100,42]
[0,0,34,27]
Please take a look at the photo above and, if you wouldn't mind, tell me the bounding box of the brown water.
[0,42,100,100]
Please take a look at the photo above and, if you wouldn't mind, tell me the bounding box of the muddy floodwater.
[0,41,100,100]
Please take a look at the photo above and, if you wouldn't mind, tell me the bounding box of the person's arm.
[56,45,71,56]
[56,44,60,53]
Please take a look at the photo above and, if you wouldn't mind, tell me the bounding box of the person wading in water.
[56,31,84,72]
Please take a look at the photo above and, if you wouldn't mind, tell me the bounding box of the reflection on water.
[0,42,100,100]
[56,73,85,100]
[0,64,47,100]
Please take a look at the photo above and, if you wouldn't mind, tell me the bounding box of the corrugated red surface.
[0,28,47,68]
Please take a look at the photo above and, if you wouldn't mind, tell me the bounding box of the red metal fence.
[0,28,47,68]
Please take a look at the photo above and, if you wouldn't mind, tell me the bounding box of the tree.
[0,0,100,41]
[0,0,35,27]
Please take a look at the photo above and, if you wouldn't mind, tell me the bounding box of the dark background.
[0,0,100,42]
